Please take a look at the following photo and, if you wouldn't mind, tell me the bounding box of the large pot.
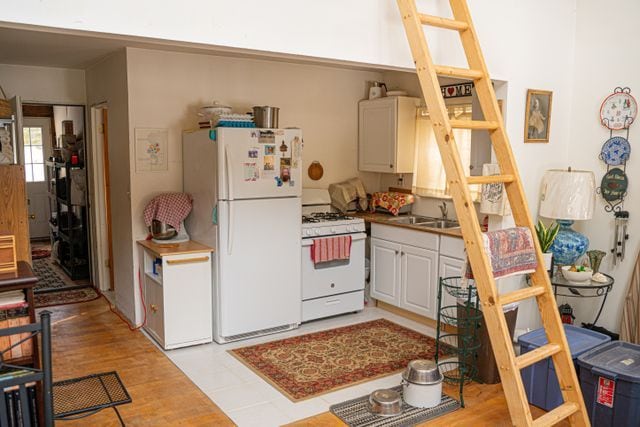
[252,106,279,128]
[401,360,443,408]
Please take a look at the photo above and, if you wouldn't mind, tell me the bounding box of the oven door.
[301,232,366,300]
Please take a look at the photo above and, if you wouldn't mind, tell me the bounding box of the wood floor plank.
[39,297,234,426]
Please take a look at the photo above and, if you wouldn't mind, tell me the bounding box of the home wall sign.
[440,82,473,99]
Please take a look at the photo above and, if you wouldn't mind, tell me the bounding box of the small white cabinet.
[358,96,419,173]
[138,240,213,350]
[401,244,438,318]
[370,238,401,305]
[370,224,439,319]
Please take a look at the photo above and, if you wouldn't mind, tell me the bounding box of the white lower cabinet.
[138,241,214,350]
[438,255,466,308]
[370,224,467,320]
[370,224,439,319]
[400,244,438,318]
[371,238,402,305]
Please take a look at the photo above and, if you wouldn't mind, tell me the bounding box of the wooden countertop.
[136,240,214,258]
[354,212,463,238]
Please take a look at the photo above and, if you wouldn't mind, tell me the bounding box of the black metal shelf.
[435,277,481,408]
[45,161,89,281]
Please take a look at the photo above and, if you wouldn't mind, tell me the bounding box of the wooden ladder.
[396,1,590,426]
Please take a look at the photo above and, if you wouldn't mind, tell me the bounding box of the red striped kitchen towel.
[311,236,352,265]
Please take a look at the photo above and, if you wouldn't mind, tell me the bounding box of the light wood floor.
[39,297,234,426]
[41,297,568,426]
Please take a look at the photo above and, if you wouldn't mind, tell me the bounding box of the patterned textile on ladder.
[311,236,352,265]
[465,227,537,280]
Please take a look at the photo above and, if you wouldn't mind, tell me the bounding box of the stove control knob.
[331,228,336,233]
[347,226,354,232]
[304,230,311,236]
[314,229,321,235]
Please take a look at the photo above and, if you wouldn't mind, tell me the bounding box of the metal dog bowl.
[402,360,442,385]
[368,388,403,417]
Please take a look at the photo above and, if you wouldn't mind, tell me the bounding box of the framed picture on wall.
[524,89,553,143]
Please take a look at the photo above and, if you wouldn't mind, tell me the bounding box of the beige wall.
[115,47,382,322]
[85,50,136,321]
[126,47,383,236]
[0,63,85,104]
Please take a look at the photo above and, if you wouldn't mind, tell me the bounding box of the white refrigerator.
[183,128,303,343]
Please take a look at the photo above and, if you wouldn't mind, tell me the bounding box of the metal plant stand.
[435,277,481,407]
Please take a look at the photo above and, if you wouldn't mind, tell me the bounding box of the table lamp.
[539,168,595,265]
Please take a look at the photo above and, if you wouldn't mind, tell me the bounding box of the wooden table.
[0,261,39,367]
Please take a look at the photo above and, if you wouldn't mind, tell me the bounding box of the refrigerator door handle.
[227,202,234,255]
[224,144,235,201]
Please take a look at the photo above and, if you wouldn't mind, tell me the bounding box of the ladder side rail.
[396,2,533,425]
[448,1,590,425]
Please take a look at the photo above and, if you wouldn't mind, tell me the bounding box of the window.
[412,104,480,200]
[23,127,45,182]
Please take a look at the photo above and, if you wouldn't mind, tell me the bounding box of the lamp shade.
[539,169,595,220]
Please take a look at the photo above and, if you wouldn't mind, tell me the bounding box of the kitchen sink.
[386,215,433,225]
[416,220,461,229]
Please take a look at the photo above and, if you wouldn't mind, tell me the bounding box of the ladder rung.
[433,65,483,80]
[419,14,469,31]
[532,402,579,426]
[516,343,562,370]
[466,175,514,185]
[449,119,499,130]
[499,286,546,305]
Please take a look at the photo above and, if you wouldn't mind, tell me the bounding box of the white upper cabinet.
[358,96,419,173]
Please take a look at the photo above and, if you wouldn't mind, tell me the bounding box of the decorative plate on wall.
[600,89,637,130]
[600,167,628,201]
[600,136,631,166]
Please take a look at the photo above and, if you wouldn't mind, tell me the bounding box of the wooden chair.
[0,310,53,426]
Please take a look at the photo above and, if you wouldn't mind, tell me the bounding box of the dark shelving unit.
[45,161,89,280]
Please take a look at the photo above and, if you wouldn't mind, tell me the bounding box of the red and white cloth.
[369,192,415,215]
[311,236,352,265]
[464,227,538,280]
[143,193,193,231]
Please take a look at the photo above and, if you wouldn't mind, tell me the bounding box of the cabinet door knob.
[150,304,158,313]
[389,164,393,169]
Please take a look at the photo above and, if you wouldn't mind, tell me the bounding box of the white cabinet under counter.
[137,240,214,350]
[370,223,439,319]
[369,223,466,321]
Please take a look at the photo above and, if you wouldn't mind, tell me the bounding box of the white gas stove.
[302,212,366,238]
[300,190,366,322]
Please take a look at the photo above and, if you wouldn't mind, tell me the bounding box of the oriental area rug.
[230,318,449,401]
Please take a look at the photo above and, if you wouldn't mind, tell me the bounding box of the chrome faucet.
[439,201,448,220]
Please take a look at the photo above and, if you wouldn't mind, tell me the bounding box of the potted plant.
[535,219,559,270]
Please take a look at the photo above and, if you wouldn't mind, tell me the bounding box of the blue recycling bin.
[518,324,611,410]
[577,341,640,426]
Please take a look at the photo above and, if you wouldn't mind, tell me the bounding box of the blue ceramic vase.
[550,219,589,265]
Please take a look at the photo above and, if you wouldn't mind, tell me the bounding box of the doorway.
[23,117,53,239]
[19,103,92,289]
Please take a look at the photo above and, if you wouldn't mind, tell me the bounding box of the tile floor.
[159,306,439,426]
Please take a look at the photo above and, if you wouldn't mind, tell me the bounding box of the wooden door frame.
[89,104,114,291]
